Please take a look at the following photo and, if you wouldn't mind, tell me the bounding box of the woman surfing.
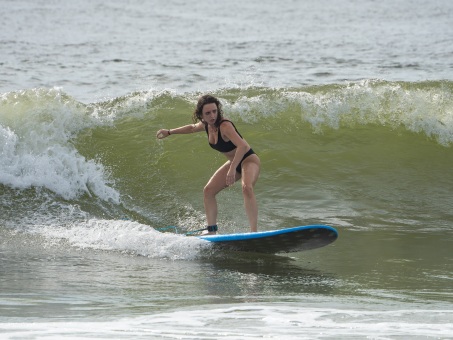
[156,95,260,234]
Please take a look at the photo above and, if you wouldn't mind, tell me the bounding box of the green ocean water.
[1,81,453,338]
[2,80,453,234]
[10,82,452,213]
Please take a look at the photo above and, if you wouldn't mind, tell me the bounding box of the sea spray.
[34,219,211,260]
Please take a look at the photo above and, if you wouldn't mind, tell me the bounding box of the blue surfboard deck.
[198,225,338,254]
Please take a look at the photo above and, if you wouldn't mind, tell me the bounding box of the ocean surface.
[1,0,453,338]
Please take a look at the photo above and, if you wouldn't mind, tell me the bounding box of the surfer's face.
[202,103,218,125]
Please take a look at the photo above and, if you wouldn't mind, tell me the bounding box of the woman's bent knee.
[203,184,212,197]
[242,183,254,198]
[204,184,222,198]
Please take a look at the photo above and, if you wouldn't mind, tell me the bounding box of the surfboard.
[198,225,338,254]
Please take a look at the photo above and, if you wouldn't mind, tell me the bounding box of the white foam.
[36,219,210,260]
[0,88,120,201]
[1,303,452,339]
[223,81,453,146]
[311,81,453,145]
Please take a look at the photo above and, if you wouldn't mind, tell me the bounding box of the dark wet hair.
[192,95,224,128]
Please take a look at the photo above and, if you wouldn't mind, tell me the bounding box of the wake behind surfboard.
[198,225,338,254]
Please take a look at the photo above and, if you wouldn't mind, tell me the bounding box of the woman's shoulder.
[219,119,234,127]
[219,120,240,137]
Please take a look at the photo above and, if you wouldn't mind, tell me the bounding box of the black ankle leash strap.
[207,225,218,232]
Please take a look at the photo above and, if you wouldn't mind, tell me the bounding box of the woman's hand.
[156,129,171,139]
[226,168,236,186]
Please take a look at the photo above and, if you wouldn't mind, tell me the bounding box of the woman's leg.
[240,155,261,232]
[203,161,241,229]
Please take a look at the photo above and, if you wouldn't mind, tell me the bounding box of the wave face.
[1,81,452,255]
